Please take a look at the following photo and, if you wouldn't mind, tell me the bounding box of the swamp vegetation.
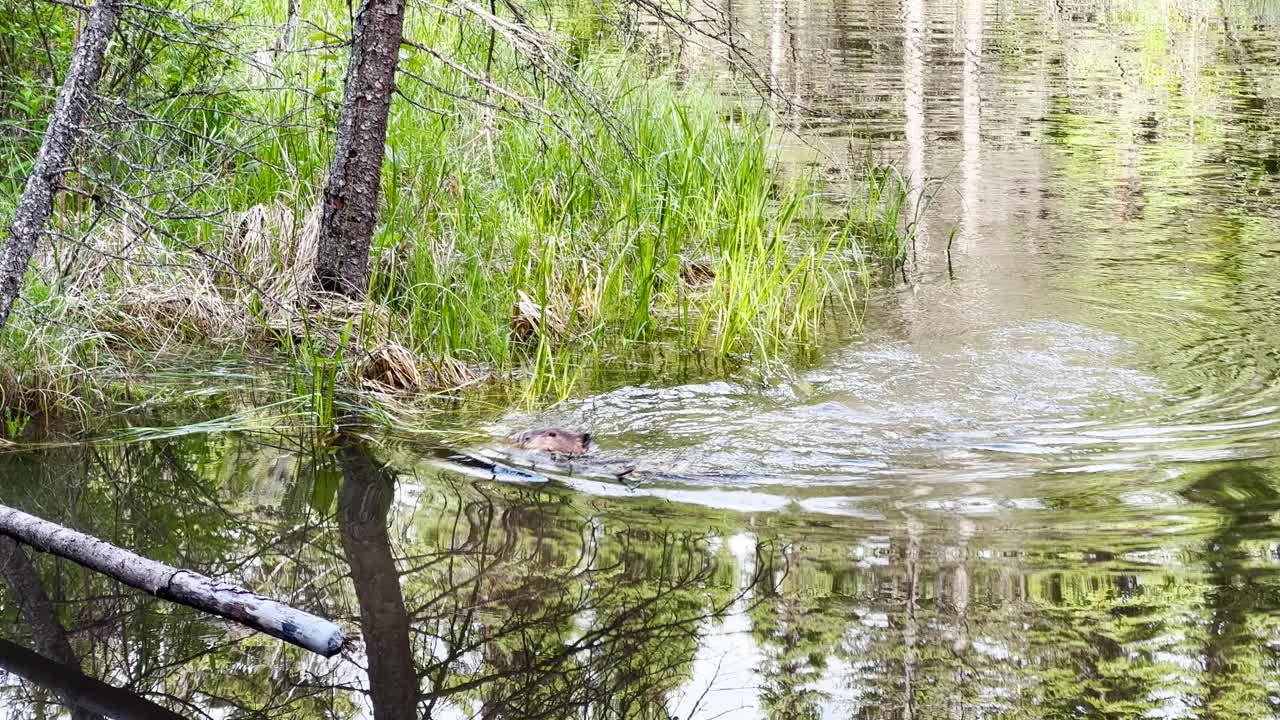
[3,0,1280,718]
[0,0,905,427]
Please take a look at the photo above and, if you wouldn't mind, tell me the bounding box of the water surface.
[5,1,1280,717]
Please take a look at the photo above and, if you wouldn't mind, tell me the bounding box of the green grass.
[0,0,919,429]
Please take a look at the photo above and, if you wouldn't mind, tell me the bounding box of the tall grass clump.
[364,56,872,370]
[0,289,108,428]
[848,163,925,275]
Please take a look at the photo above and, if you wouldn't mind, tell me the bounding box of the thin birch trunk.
[0,0,120,333]
[276,0,303,57]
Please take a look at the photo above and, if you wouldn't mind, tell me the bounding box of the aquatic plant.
[849,162,923,276]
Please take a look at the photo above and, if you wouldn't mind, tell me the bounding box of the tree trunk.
[337,440,418,719]
[0,504,347,657]
[0,537,102,720]
[275,0,303,57]
[0,0,120,333]
[314,0,407,298]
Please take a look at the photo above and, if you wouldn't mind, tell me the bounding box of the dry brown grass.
[86,282,237,349]
[680,259,716,288]
[356,344,487,396]
[227,200,320,310]
[422,354,484,390]
[46,218,243,350]
[511,289,568,341]
[357,343,422,394]
[5,199,490,419]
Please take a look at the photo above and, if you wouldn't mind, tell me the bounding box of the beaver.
[510,427,593,457]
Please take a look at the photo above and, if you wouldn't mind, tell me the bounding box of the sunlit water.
[5,1,1280,718]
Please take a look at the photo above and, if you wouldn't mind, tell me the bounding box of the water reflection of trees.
[0,437,349,718]
[1184,466,1280,718]
[5,439,1280,717]
[0,437,766,718]
[720,474,1280,719]
[333,437,757,719]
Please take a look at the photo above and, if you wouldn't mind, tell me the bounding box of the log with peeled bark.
[0,505,347,657]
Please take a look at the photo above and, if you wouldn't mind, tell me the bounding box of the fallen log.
[0,505,346,657]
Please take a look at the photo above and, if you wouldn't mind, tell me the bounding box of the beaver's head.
[511,427,593,457]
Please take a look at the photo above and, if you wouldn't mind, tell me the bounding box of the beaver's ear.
[581,432,593,447]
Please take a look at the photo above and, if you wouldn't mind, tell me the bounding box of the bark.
[275,0,302,56]
[0,636,185,720]
[0,537,102,720]
[0,504,347,657]
[314,0,408,298]
[336,441,418,720]
[0,0,120,333]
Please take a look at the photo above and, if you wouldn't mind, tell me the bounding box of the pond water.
[5,0,1280,718]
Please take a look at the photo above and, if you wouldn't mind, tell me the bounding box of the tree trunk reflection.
[336,440,418,720]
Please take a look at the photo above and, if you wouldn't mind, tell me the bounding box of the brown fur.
[511,427,593,457]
